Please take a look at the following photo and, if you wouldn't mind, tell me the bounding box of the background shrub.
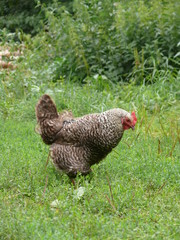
[0,0,73,35]
[38,0,180,82]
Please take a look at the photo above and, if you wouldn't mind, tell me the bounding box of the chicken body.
[36,95,137,177]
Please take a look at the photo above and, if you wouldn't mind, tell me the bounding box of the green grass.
[0,61,180,239]
[0,107,179,239]
[0,4,180,237]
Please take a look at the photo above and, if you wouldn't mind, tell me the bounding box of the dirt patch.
[0,45,24,70]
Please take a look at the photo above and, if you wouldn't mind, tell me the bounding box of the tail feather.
[35,94,58,122]
[35,94,74,145]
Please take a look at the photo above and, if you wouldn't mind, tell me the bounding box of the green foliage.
[36,0,180,82]
[1,0,179,83]
[0,0,42,35]
[0,0,73,35]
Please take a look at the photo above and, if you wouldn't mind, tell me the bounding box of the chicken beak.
[131,126,135,130]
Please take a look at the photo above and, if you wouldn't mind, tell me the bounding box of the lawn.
[0,101,179,239]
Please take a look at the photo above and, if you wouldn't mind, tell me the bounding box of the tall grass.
[0,65,179,121]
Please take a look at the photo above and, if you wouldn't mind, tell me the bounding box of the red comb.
[131,111,137,125]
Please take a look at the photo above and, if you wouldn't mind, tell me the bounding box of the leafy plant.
[34,0,180,82]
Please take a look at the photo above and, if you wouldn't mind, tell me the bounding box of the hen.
[36,94,137,177]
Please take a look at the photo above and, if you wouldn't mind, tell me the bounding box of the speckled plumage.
[36,94,137,177]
